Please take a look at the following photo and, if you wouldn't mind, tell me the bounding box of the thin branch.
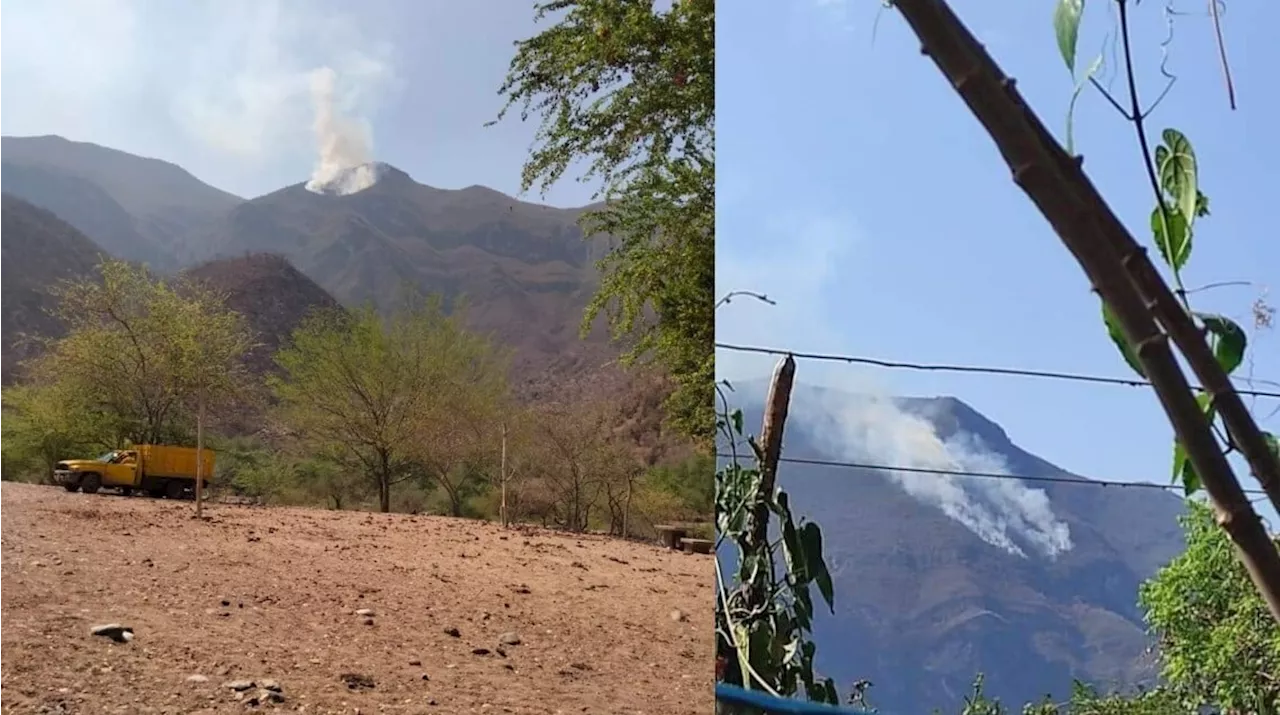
[1208,0,1237,110]
[1117,0,1190,308]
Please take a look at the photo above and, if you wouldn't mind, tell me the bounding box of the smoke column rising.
[803,392,1074,559]
[304,66,381,195]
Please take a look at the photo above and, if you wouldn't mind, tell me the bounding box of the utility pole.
[195,381,206,519]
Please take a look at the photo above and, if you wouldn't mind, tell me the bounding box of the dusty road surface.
[0,483,712,714]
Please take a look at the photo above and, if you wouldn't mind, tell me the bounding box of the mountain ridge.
[720,383,1184,713]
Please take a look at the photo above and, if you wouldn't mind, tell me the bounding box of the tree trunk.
[378,450,392,513]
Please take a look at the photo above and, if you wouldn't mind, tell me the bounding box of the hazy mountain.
[723,382,1185,714]
[0,195,110,382]
[188,162,618,379]
[1,135,243,268]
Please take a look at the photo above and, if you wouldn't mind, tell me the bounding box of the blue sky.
[0,0,595,207]
[716,1,1278,513]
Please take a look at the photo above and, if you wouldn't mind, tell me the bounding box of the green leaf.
[1151,205,1191,272]
[1054,0,1085,73]
[1065,54,1103,155]
[1197,313,1247,375]
[799,522,835,611]
[1102,299,1146,378]
[1158,129,1199,228]
[1172,392,1216,496]
[730,408,744,437]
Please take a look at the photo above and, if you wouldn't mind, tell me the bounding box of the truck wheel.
[147,487,165,498]
[81,474,102,494]
[63,483,80,493]
[165,480,185,500]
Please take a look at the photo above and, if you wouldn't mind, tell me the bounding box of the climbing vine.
[1054,0,1277,497]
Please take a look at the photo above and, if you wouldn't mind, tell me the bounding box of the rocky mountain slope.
[0,195,110,382]
[182,253,343,377]
[723,382,1185,714]
[189,164,616,377]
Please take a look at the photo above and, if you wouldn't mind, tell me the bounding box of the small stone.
[186,675,209,683]
[260,679,282,693]
[669,609,687,622]
[420,673,430,681]
[362,617,375,626]
[255,689,285,704]
[497,632,521,646]
[471,648,491,656]
[223,679,255,692]
[90,624,134,643]
[355,608,375,617]
[408,659,422,666]
[443,627,461,638]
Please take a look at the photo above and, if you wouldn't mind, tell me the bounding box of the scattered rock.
[355,608,375,617]
[362,617,375,626]
[260,679,282,693]
[340,672,375,691]
[471,648,491,656]
[187,674,210,683]
[420,673,431,681]
[497,632,522,646]
[669,608,687,623]
[443,627,461,638]
[247,688,285,706]
[223,679,256,692]
[90,624,134,643]
[408,658,422,666]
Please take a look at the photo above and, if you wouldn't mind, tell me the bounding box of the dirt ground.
[0,483,712,714]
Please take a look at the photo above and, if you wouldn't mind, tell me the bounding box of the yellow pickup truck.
[54,445,215,499]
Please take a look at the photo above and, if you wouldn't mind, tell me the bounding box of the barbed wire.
[715,342,1280,399]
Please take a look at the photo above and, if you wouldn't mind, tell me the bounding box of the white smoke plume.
[801,392,1074,559]
[716,212,1073,560]
[304,66,382,196]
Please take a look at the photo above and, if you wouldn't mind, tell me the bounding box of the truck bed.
[138,444,215,480]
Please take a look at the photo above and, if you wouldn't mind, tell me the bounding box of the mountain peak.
[304,161,404,197]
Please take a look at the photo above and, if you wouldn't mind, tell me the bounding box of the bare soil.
[0,483,712,714]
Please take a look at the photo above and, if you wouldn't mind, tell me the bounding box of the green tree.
[409,320,510,517]
[1139,501,1280,714]
[23,260,253,450]
[271,298,509,513]
[495,0,714,445]
[1,382,106,482]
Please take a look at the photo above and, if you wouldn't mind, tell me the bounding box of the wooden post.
[195,387,206,518]
[745,356,796,556]
[500,422,509,528]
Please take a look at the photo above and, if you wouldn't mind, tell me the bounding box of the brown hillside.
[182,253,342,376]
[0,195,110,383]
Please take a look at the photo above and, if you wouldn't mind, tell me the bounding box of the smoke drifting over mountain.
[304,67,381,196]
[800,393,1074,559]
